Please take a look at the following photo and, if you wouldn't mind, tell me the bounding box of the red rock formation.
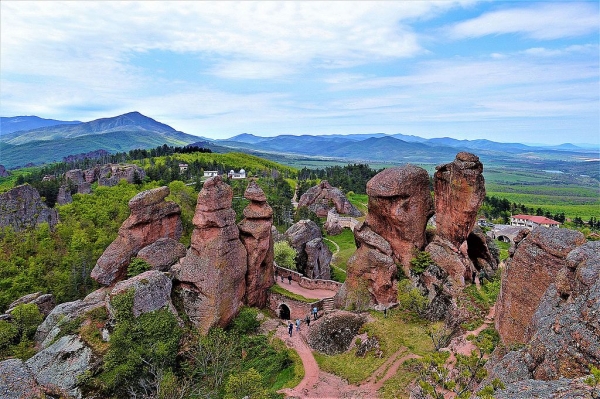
[495,227,586,345]
[298,180,362,217]
[172,176,247,334]
[238,182,274,308]
[91,186,182,286]
[365,165,434,270]
[337,223,398,308]
[426,153,490,284]
[433,152,485,248]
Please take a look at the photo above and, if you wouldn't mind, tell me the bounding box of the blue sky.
[1,1,598,145]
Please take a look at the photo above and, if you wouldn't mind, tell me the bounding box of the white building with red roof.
[510,214,560,230]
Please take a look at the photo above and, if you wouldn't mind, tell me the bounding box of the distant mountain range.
[0,112,597,180]
[1,116,82,136]
[0,112,201,168]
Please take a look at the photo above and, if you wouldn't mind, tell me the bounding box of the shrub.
[230,307,260,335]
[127,257,152,278]
[0,320,18,358]
[274,241,297,271]
[409,251,434,275]
[11,303,43,340]
[397,280,428,317]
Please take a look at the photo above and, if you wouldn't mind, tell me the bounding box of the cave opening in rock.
[278,304,290,320]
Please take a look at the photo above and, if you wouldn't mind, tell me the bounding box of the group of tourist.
[287,306,320,337]
[275,269,293,285]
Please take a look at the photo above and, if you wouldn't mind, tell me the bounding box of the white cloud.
[448,3,599,40]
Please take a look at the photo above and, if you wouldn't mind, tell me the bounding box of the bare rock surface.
[307,311,367,355]
[285,220,332,279]
[56,185,73,205]
[6,292,55,317]
[109,270,176,318]
[433,152,485,248]
[26,335,96,399]
[97,163,145,187]
[484,239,598,394]
[298,180,362,217]
[489,378,596,399]
[495,227,586,345]
[366,165,433,269]
[0,358,42,399]
[35,292,107,348]
[136,237,186,271]
[238,182,274,308]
[0,164,9,177]
[91,186,182,285]
[337,223,397,308]
[0,184,59,232]
[172,176,247,334]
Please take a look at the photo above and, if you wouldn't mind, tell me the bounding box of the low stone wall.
[267,292,324,321]
[274,265,342,292]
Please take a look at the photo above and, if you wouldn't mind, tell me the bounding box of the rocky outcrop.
[307,311,366,355]
[136,238,186,272]
[65,169,86,186]
[0,358,42,399]
[6,292,55,317]
[490,378,596,399]
[97,164,145,187]
[495,227,586,345]
[298,180,362,217]
[426,153,493,284]
[172,176,247,334]
[285,220,332,279]
[26,335,97,399]
[35,292,107,348]
[91,186,182,286]
[108,270,177,318]
[366,165,434,270]
[238,182,274,308]
[483,236,598,395]
[56,185,73,205]
[336,223,397,308]
[0,164,9,177]
[433,152,485,248]
[323,218,343,236]
[0,184,59,232]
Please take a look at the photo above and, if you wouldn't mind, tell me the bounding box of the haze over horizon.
[1,1,598,146]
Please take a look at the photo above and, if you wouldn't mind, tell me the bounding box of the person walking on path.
[275,269,278,281]
[288,321,293,337]
[295,318,301,332]
[288,275,292,285]
[312,306,318,320]
[305,315,311,327]
[383,307,387,318]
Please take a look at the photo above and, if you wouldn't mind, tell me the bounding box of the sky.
[1,1,599,145]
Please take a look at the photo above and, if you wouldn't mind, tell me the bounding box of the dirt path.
[275,280,338,300]
[323,238,347,276]
[444,304,496,364]
[360,347,421,391]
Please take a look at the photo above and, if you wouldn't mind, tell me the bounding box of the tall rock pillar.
[238,182,275,308]
[172,176,247,334]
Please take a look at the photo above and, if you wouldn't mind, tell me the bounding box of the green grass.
[313,309,434,385]
[270,337,304,390]
[346,192,369,215]
[379,363,418,399]
[496,240,510,262]
[324,229,357,273]
[269,285,318,303]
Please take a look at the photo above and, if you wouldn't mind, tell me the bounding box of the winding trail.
[322,238,347,276]
[275,279,338,300]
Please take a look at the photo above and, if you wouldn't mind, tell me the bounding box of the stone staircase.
[322,297,335,312]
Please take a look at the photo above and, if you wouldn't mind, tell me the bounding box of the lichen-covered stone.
[91,186,182,285]
[6,292,55,317]
[0,184,59,232]
[0,358,42,399]
[285,220,332,279]
[136,238,187,271]
[26,335,96,399]
[307,311,366,355]
[109,270,177,318]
